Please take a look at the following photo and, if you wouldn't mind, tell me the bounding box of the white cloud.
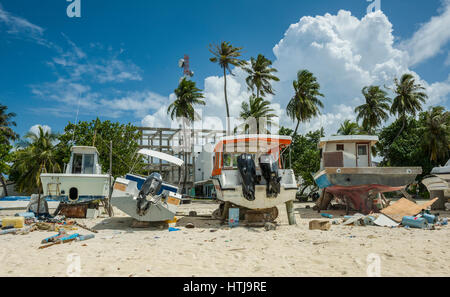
[0,3,51,47]
[401,0,450,66]
[29,124,51,136]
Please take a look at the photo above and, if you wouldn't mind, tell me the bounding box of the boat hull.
[314,167,422,189]
[111,177,181,222]
[313,167,422,214]
[212,179,297,210]
[40,173,113,204]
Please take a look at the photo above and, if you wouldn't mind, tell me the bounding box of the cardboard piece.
[380,198,438,223]
[373,214,400,227]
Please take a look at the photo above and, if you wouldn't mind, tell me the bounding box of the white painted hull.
[212,180,297,210]
[422,174,450,197]
[40,173,113,204]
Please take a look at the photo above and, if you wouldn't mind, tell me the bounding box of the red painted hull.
[325,184,405,214]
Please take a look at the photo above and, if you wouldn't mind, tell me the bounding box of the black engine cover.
[237,154,257,201]
[136,172,163,216]
[259,154,281,198]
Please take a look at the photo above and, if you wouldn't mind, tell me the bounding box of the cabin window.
[83,154,95,174]
[336,144,344,151]
[72,154,83,174]
[358,145,368,156]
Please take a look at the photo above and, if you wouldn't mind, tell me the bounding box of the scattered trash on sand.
[381,198,438,223]
[264,222,277,231]
[309,220,331,231]
[185,223,195,229]
[373,214,399,227]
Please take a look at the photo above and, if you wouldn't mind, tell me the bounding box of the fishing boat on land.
[421,159,450,209]
[110,149,184,222]
[40,146,113,204]
[313,135,422,214]
[211,134,297,222]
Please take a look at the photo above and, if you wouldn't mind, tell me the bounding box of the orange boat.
[211,134,297,221]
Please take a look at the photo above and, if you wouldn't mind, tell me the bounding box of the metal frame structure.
[137,127,226,193]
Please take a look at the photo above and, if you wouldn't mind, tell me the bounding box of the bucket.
[401,216,428,229]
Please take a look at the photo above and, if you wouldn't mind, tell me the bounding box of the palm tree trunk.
[293,120,300,137]
[223,68,231,135]
[392,116,406,144]
[182,121,188,195]
[0,174,8,197]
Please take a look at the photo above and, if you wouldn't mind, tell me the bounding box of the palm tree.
[11,126,61,194]
[242,54,279,98]
[209,41,247,133]
[238,95,278,134]
[0,104,19,144]
[336,120,364,135]
[167,78,205,193]
[0,104,18,196]
[420,106,450,162]
[390,73,428,141]
[355,86,391,134]
[286,70,324,137]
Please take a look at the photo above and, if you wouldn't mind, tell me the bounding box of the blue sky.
[1,0,449,138]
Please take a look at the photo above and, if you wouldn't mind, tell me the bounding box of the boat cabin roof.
[137,149,184,167]
[213,134,292,153]
[70,146,99,155]
[319,135,378,149]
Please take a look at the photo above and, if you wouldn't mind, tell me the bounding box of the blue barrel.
[422,213,437,224]
[401,216,428,229]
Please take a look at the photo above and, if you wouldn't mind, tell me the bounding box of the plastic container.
[320,213,333,219]
[2,217,25,228]
[421,213,437,224]
[401,216,428,229]
[15,212,35,219]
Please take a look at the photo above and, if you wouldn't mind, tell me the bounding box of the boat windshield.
[72,154,83,174]
[83,154,95,174]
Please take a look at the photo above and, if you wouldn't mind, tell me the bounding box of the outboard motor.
[136,172,163,216]
[259,154,281,198]
[237,154,257,201]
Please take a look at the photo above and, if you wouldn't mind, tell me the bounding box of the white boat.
[210,134,297,220]
[421,159,450,209]
[40,146,113,204]
[111,149,184,222]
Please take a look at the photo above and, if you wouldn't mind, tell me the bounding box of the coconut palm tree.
[0,104,19,144]
[286,70,324,137]
[420,106,450,162]
[209,41,247,133]
[0,104,18,196]
[11,126,61,194]
[238,95,278,134]
[336,120,365,135]
[242,54,279,98]
[390,73,428,141]
[167,78,205,193]
[355,86,391,135]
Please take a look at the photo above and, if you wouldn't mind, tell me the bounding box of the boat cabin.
[319,135,378,169]
[211,134,292,177]
[66,146,102,175]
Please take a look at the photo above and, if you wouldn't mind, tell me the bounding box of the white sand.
[0,201,449,277]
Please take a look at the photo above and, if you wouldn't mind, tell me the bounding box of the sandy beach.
[0,200,449,277]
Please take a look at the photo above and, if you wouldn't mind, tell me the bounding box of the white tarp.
[137,149,184,167]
